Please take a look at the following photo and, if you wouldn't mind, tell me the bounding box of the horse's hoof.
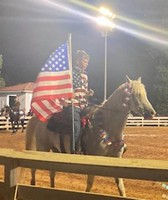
[31,181,35,185]
[12,130,16,134]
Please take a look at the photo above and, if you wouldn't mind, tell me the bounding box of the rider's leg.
[64,106,81,153]
[73,107,81,153]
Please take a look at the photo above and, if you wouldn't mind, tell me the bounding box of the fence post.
[158,118,160,127]
[4,158,18,200]
[142,117,144,126]
[6,117,10,131]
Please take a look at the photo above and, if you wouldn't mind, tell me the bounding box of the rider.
[12,96,20,112]
[63,50,94,153]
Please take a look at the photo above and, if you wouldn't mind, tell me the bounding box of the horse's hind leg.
[114,177,126,197]
[50,171,55,188]
[49,146,61,188]
[16,121,19,132]
[85,175,95,192]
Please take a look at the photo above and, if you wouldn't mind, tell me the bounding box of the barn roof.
[0,82,34,93]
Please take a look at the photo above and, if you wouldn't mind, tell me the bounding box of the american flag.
[72,67,89,108]
[31,41,73,122]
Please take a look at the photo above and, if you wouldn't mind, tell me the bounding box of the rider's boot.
[75,140,82,154]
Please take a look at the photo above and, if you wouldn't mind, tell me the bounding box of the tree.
[0,55,6,87]
[153,53,168,116]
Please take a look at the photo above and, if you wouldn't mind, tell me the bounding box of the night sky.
[0,0,168,101]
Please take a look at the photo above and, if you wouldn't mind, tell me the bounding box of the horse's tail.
[18,116,38,183]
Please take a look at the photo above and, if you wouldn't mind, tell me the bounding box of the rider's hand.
[88,89,94,96]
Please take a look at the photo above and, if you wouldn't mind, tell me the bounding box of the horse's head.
[103,76,156,119]
[125,75,156,118]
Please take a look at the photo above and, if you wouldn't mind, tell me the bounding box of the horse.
[21,76,156,197]
[0,105,25,133]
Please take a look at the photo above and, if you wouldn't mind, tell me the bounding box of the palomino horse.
[23,76,156,197]
[0,106,25,133]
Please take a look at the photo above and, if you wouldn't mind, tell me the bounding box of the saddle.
[47,107,72,134]
[47,105,97,134]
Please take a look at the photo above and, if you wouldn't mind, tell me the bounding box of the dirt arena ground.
[0,127,168,200]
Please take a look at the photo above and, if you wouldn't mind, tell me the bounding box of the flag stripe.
[35,79,72,86]
[33,84,72,93]
[32,93,73,101]
[36,73,71,82]
[32,89,72,97]
[31,103,48,121]
[31,100,63,122]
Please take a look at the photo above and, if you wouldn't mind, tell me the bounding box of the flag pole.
[68,33,75,152]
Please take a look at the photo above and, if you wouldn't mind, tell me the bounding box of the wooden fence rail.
[0,149,168,200]
[127,116,168,126]
[0,116,31,131]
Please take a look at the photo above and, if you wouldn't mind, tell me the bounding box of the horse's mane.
[131,80,146,98]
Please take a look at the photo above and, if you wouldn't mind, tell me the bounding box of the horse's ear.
[137,77,142,83]
[126,75,132,83]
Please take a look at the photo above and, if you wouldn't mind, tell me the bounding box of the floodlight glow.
[96,16,115,28]
[40,0,168,46]
[99,7,115,19]
[116,24,168,46]
[42,0,95,21]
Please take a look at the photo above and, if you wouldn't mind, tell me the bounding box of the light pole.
[104,27,108,102]
[96,7,115,101]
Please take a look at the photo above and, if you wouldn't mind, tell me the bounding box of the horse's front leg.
[21,120,24,132]
[31,168,36,185]
[16,121,19,132]
[11,122,15,134]
[85,175,95,192]
[12,121,18,133]
[114,177,126,197]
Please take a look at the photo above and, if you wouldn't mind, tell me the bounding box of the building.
[0,82,34,114]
